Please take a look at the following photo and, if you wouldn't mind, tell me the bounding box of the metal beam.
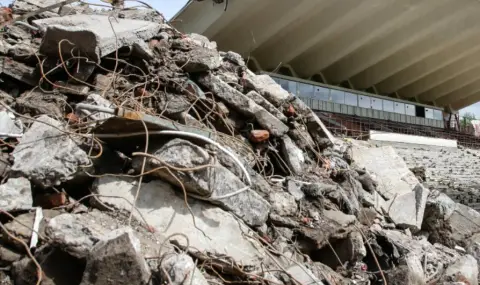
[435,79,480,107]
[253,0,371,69]
[451,92,480,111]
[322,0,466,84]
[397,50,480,98]
[375,36,480,93]
[292,0,428,77]
[351,9,480,89]
[417,66,480,102]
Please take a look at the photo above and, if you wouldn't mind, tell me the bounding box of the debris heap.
[0,1,480,284]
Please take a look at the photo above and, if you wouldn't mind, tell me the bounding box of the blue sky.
[0,0,188,19]
[1,0,479,117]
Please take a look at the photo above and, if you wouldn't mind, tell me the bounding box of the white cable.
[153,130,251,186]
[75,104,252,185]
[76,103,116,115]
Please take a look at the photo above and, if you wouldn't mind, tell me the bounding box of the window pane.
[434,110,443,120]
[394,102,405,114]
[298,83,314,97]
[425,108,434,119]
[358,95,370,108]
[314,86,330,101]
[344,92,357,106]
[287,80,297,95]
[405,104,415,116]
[371,98,382,110]
[383,100,394,112]
[330,89,344,104]
[276,78,289,91]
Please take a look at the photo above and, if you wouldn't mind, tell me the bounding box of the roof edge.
[170,0,194,21]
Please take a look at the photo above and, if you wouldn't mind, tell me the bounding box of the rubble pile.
[0,0,479,284]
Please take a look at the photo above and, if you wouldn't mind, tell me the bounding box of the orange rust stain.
[123,111,143,120]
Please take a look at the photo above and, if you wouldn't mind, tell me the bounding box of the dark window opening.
[416,105,425,118]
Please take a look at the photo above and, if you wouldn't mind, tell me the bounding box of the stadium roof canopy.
[172,0,480,112]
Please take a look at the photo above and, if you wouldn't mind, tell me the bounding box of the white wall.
[369,130,457,148]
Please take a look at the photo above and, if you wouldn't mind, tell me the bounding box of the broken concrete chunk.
[423,191,480,247]
[286,264,324,285]
[2,210,60,249]
[245,74,292,107]
[12,0,60,13]
[324,210,356,227]
[0,57,38,86]
[12,115,90,188]
[286,179,305,201]
[289,97,336,146]
[94,176,267,267]
[15,91,66,119]
[223,51,245,66]
[0,110,23,138]
[174,46,222,72]
[466,233,480,270]
[268,192,297,216]
[442,255,478,285]
[0,246,21,267]
[401,253,426,285]
[386,184,429,231]
[280,135,305,175]
[80,228,150,285]
[198,74,289,136]
[348,231,367,262]
[0,178,32,212]
[132,138,270,226]
[34,15,161,63]
[360,189,387,213]
[352,145,420,200]
[245,90,287,123]
[159,253,208,285]
[288,125,316,150]
[54,81,90,96]
[45,213,109,258]
[186,33,217,50]
[118,8,165,23]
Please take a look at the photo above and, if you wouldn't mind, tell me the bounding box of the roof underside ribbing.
[172,0,480,111]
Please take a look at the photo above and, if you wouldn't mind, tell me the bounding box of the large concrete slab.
[351,144,420,200]
[34,15,161,63]
[385,184,429,231]
[93,176,267,266]
[11,115,90,188]
[369,131,457,148]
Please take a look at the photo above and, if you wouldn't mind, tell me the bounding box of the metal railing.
[318,112,480,149]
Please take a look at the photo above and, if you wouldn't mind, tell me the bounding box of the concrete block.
[268,192,297,216]
[45,213,111,258]
[131,138,270,227]
[159,253,208,285]
[280,135,305,176]
[0,178,32,212]
[11,115,90,188]
[386,184,429,231]
[174,46,222,72]
[443,255,478,285]
[198,74,289,137]
[34,15,161,63]
[93,176,267,267]
[351,145,420,200]
[80,228,150,285]
[286,264,324,285]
